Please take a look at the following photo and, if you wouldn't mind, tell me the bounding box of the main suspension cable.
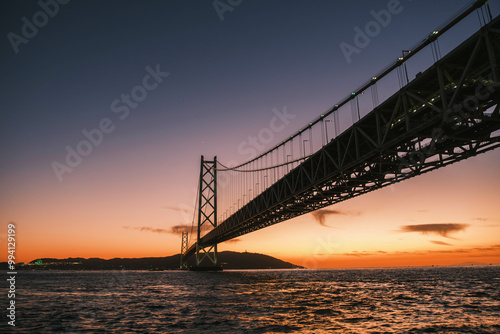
[212,154,313,172]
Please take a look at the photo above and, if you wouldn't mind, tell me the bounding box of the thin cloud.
[161,206,191,213]
[342,252,371,257]
[170,224,192,235]
[123,226,170,234]
[171,223,212,235]
[124,224,211,236]
[470,218,500,228]
[431,240,453,246]
[418,244,500,256]
[401,245,500,256]
[222,238,241,244]
[310,209,359,227]
[339,250,385,257]
[332,245,500,257]
[400,223,469,238]
[471,245,500,252]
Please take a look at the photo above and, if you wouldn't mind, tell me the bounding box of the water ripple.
[5,266,500,333]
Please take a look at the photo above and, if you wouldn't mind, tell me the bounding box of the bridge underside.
[185,13,500,258]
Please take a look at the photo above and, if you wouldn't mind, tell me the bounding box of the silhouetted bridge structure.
[181,0,500,269]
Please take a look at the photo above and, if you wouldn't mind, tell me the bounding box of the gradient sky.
[1,0,499,267]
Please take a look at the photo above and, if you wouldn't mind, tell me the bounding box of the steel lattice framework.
[183,5,500,260]
[194,156,218,267]
[179,232,189,269]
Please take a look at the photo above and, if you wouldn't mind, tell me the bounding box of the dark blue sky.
[0,0,496,167]
[2,0,498,187]
[3,0,496,176]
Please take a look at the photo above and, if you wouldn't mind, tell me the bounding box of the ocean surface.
[4,266,500,333]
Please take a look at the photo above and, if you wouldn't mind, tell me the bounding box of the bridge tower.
[179,231,188,269]
[195,155,219,269]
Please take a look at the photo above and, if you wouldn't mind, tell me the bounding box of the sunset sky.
[1,0,499,268]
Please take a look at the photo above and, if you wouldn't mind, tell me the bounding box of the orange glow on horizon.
[1,148,499,267]
[282,248,500,269]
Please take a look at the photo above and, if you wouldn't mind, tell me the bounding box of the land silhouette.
[2,251,302,270]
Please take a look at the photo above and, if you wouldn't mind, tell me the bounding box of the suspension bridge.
[180,0,500,270]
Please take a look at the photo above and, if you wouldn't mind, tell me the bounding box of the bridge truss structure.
[181,0,500,268]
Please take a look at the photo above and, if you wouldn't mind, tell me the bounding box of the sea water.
[4,266,500,333]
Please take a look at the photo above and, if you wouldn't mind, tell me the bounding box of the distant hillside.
[1,251,302,270]
[218,251,301,269]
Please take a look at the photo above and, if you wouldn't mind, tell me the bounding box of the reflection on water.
[7,266,500,333]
